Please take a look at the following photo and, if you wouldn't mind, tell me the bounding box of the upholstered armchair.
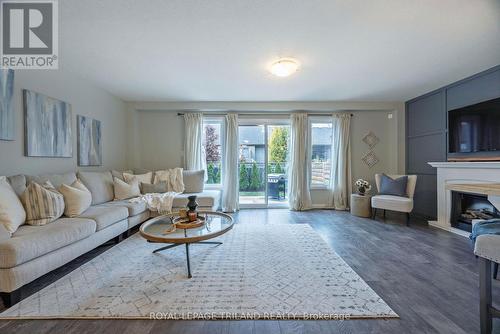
[371,174,417,226]
[475,234,500,334]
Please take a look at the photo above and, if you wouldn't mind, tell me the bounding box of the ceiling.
[59,0,500,102]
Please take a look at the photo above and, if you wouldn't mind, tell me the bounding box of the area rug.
[0,223,398,320]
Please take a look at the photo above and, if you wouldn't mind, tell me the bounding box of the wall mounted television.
[448,97,500,161]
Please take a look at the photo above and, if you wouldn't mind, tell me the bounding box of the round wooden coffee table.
[139,211,233,278]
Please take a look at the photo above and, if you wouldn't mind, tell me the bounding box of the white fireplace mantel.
[428,161,500,237]
[429,162,500,169]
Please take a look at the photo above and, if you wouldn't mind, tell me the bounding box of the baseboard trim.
[428,221,470,238]
[311,204,335,209]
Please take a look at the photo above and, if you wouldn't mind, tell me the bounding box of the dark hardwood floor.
[1,209,499,333]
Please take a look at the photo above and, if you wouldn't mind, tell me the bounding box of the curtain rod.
[176,112,354,117]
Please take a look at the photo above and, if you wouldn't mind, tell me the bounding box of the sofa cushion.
[0,224,10,242]
[172,190,221,209]
[133,168,152,175]
[78,206,128,231]
[26,172,77,189]
[98,200,147,217]
[7,174,26,197]
[183,170,205,193]
[474,234,500,263]
[371,195,413,213]
[0,217,96,268]
[78,171,114,205]
[21,181,65,226]
[0,176,26,233]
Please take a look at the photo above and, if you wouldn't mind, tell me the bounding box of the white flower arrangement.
[355,179,372,195]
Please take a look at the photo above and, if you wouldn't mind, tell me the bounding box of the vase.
[187,195,198,212]
[358,187,366,196]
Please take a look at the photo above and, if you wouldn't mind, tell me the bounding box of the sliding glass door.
[238,122,289,208]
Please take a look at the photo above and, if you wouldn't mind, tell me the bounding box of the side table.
[350,194,372,218]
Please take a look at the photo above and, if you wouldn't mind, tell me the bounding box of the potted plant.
[355,179,372,196]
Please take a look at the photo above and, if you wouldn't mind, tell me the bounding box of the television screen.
[448,97,500,158]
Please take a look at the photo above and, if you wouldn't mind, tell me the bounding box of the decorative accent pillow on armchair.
[379,174,408,197]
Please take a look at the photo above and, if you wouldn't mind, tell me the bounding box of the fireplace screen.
[450,191,500,232]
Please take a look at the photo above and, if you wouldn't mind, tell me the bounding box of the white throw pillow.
[58,180,92,217]
[0,176,26,233]
[154,168,185,193]
[113,177,141,200]
[123,172,152,185]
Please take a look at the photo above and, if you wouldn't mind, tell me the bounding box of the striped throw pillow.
[21,181,65,226]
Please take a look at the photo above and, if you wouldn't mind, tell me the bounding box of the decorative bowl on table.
[172,215,206,229]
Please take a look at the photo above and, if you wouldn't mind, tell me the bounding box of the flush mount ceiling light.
[269,58,300,77]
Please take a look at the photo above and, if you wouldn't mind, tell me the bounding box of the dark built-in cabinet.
[406,65,500,219]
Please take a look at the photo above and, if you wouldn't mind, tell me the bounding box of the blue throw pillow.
[379,174,408,197]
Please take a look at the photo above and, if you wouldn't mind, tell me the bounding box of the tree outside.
[204,125,220,162]
[239,163,249,190]
[204,125,221,183]
[268,126,288,174]
[250,162,262,191]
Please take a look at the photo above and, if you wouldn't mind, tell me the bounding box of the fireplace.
[450,191,499,232]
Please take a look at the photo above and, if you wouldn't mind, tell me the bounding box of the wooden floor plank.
[1,209,499,333]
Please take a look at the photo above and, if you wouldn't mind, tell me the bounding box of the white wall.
[0,70,128,176]
[128,101,405,207]
[311,110,397,207]
[132,110,184,170]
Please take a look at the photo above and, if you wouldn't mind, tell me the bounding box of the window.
[202,118,223,185]
[311,121,332,188]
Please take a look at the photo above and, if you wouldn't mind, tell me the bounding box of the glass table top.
[140,211,234,243]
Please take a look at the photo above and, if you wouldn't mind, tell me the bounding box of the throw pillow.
[123,172,153,185]
[154,168,185,192]
[0,176,26,233]
[21,181,65,226]
[113,177,141,200]
[183,170,205,193]
[111,170,133,181]
[141,181,168,194]
[58,180,92,217]
[379,174,408,197]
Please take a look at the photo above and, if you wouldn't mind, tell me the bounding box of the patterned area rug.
[0,224,398,319]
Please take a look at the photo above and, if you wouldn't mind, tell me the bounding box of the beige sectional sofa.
[0,169,220,307]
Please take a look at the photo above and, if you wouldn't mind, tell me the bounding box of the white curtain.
[221,113,239,212]
[184,113,207,180]
[329,113,352,210]
[288,113,312,211]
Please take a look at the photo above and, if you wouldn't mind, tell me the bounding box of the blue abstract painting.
[77,115,102,166]
[0,69,14,141]
[24,90,72,157]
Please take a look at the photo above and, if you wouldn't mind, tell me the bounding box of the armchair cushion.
[474,234,500,263]
[371,195,413,213]
[379,174,408,197]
